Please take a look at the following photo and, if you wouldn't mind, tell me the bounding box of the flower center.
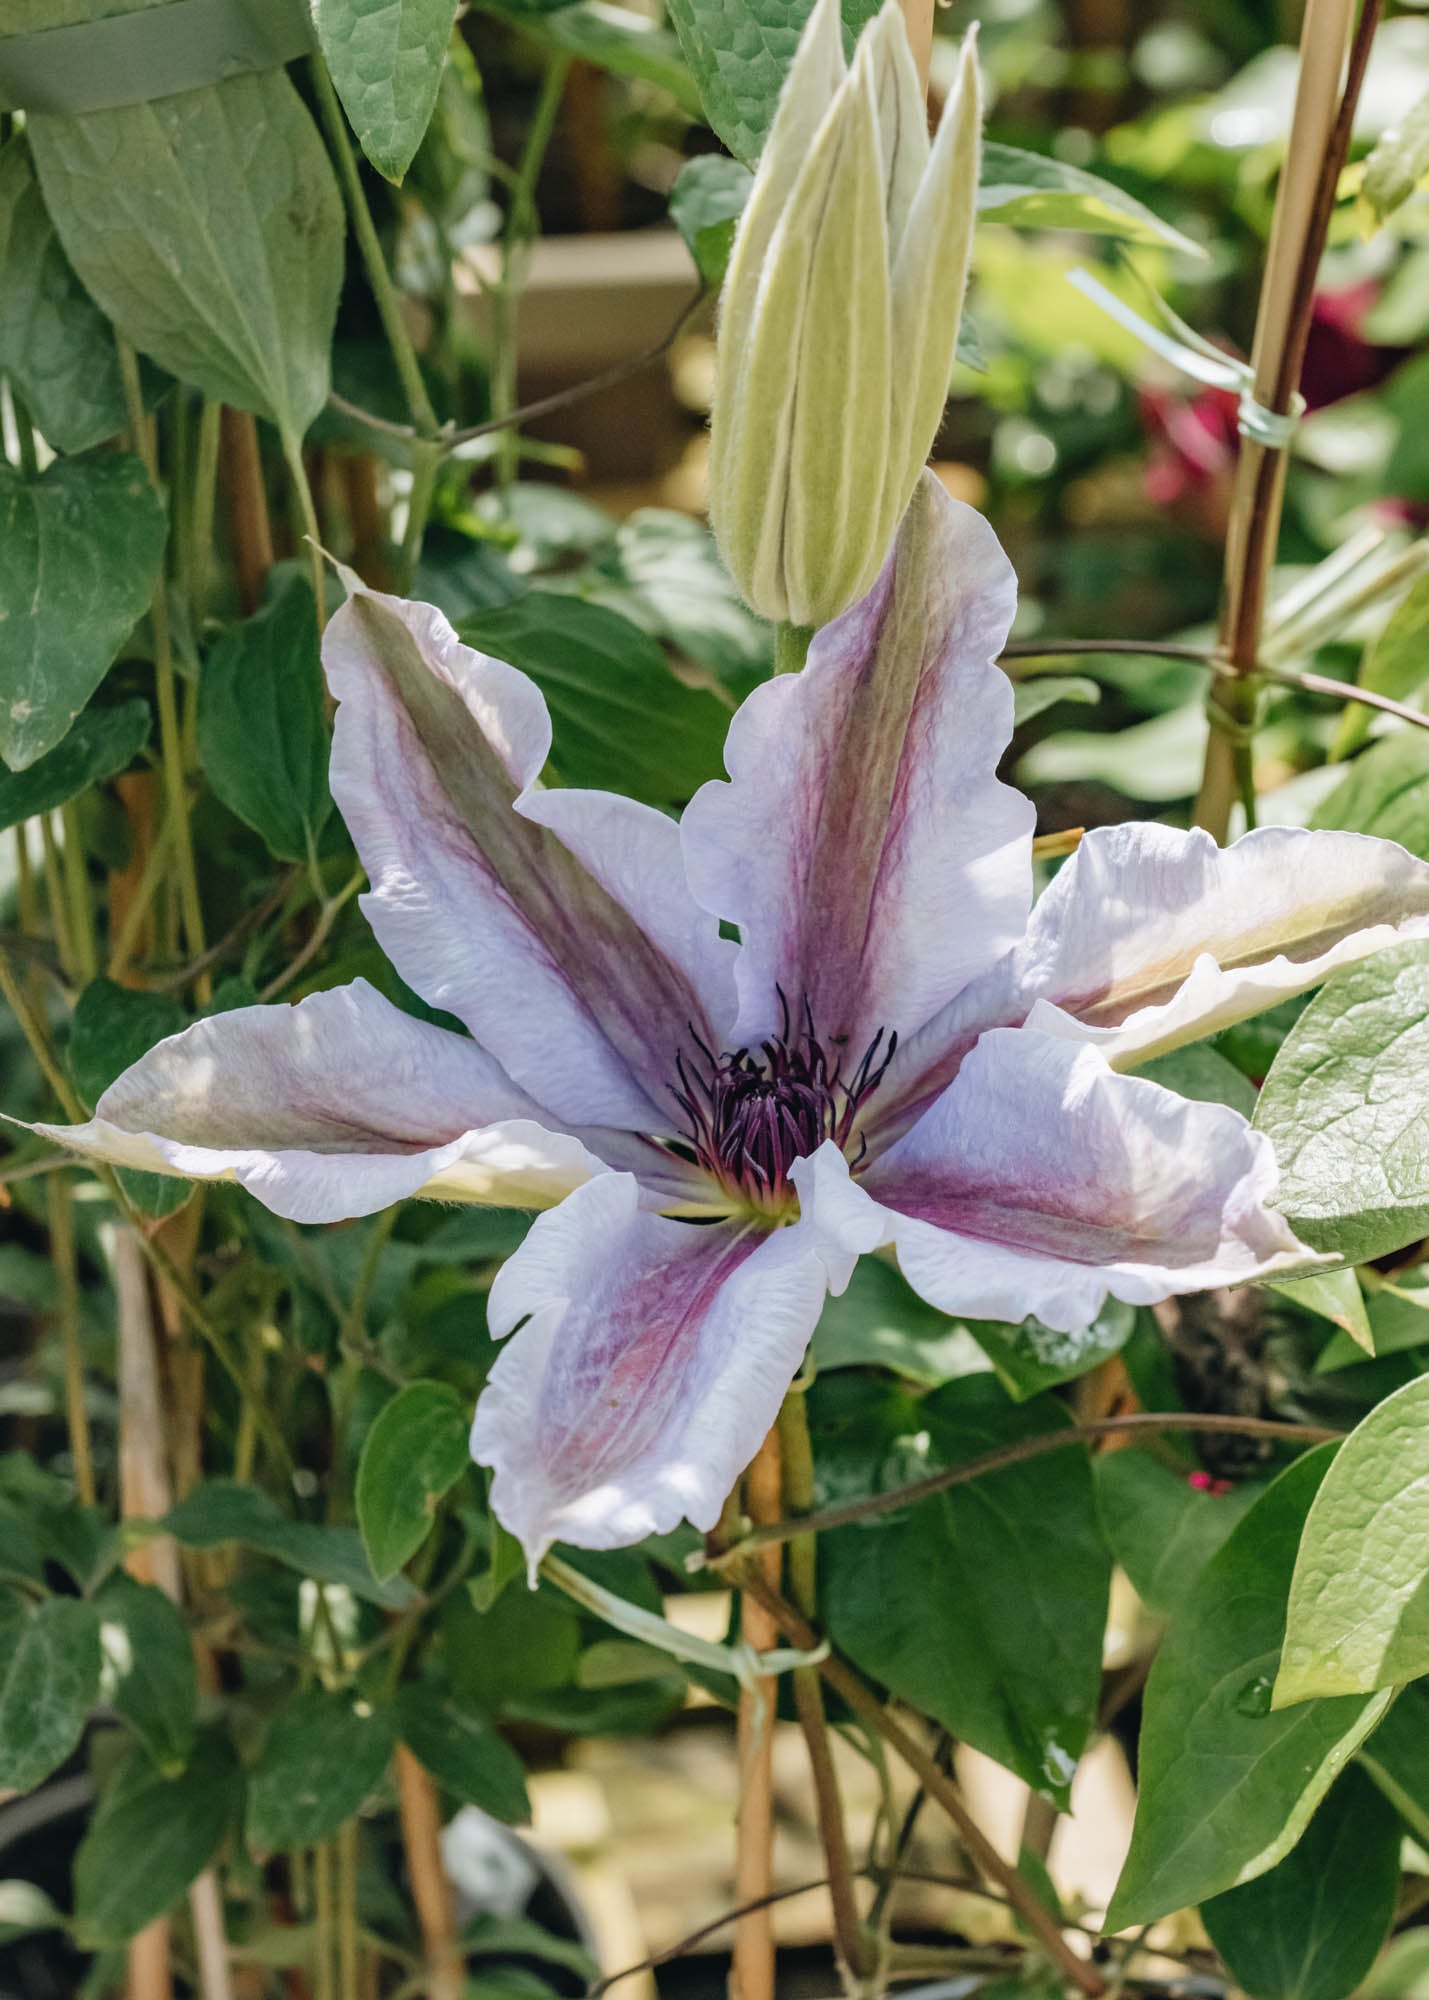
[672,996,896,1217]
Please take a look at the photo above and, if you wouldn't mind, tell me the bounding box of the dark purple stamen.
[671,990,896,1209]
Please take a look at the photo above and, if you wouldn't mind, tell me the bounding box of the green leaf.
[963,1299,1134,1403]
[356,1380,470,1582]
[67,976,190,1219]
[96,1575,198,1774]
[315,0,459,183]
[29,71,343,442]
[1313,731,1429,857]
[1362,87,1429,225]
[663,0,881,163]
[978,144,1203,256]
[1106,1448,1392,1930]
[1355,571,1429,738]
[69,979,186,1107]
[198,575,333,863]
[822,1379,1110,1804]
[1200,1767,1400,2000]
[668,154,753,288]
[0,697,150,832]
[443,1581,581,1713]
[1276,1375,1429,1705]
[160,1479,418,1609]
[488,0,700,109]
[74,1729,242,1946]
[397,1683,530,1823]
[1139,1041,1259,1118]
[1010,674,1101,728]
[1359,1680,1429,1841]
[0,454,166,771]
[462,1914,596,1982]
[596,508,771,685]
[1269,1266,1373,1352]
[457,592,730,805]
[0,136,128,453]
[1253,938,1429,1266]
[248,1688,397,1852]
[811,1256,993,1386]
[0,1595,102,1791]
[1095,1450,1260,1618]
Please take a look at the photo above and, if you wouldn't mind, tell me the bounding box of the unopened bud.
[709,0,981,630]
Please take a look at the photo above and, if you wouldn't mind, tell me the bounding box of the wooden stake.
[395,1745,464,2000]
[219,409,276,616]
[113,1228,234,2000]
[729,1425,782,2000]
[1194,0,1363,837]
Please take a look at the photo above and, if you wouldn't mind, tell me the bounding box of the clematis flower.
[32,475,1429,1567]
[709,0,980,629]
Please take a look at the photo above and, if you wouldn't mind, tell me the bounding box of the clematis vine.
[37,474,1429,1568]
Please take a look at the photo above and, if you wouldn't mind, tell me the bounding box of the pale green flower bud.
[709,0,982,631]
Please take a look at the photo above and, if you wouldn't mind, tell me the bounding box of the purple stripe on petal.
[325,589,734,1132]
[879,820,1429,1136]
[863,1028,1313,1334]
[472,1175,836,1563]
[682,472,1034,1059]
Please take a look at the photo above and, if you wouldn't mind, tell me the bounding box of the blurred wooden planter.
[457,230,712,488]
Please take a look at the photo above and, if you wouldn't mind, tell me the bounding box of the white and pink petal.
[33,981,608,1224]
[885,819,1429,1124]
[324,587,734,1132]
[682,472,1034,1057]
[857,1029,1315,1334]
[472,1175,844,1565]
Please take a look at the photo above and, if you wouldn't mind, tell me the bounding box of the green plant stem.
[38,816,75,980]
[703,1411,1339,1569]
[311,57,440,441]
[493,55,570,491]
[107,813,176,981]
[0,949,84,1115]
[48,1173,96,1506]
[774,622,814,676]
[282,433,331,634]
[397,441,442,593]
[117,336,209,996]
[59,804,97,983]
[776,1389,870,1982]
[188,397,222,632]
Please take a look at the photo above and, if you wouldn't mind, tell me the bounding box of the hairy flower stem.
[735,1569,1107,1998]
[1194,0,1379,839]
[774,622,814,676]
[777,1390,871,1985]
